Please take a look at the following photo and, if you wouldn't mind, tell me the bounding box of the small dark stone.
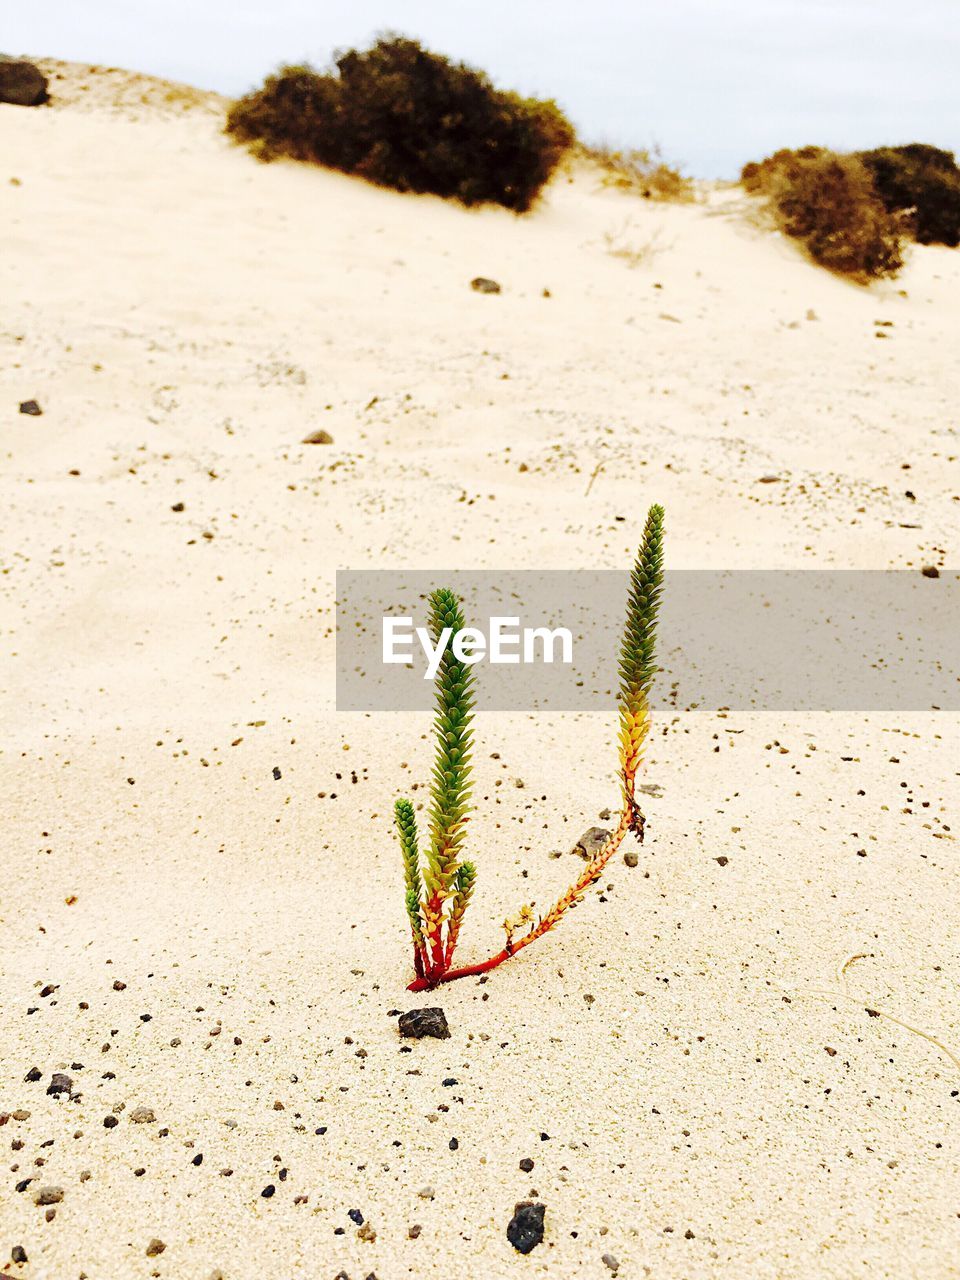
[103,1115,119,1128]
[170,502,185,513]
[519,1157,534,1172]
[24,1066,42,1082]
[507,1201,545,1254]
[623,852,639,868]
[34,1185,64,1206]
[348,1208,364,1225]
[112,980,126,991]
[471,277,501,294]
[192,1153,203,1165]
[398,1007,450,1040]
[272,766,282,780]
[18,399,42,415]
[302,428,333,445]
[442,1077,458,1086]
[47,1073,73,1096]
[145,1238,165,1257]
[11,1245,28,1263]
[602,1253,620,1273]
[921,565,940,579]
[449,1137,459,1150]
[715,856,729,867]
[0,61,48,106]
[261,1184,275,1198]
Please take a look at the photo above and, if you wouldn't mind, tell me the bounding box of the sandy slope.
[1,62,959,1280]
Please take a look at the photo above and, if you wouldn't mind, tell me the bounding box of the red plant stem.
[406,801,635,992]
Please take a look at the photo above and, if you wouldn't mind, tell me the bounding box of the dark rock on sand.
[471,277,501,294]
[34,1186,64,1206]
[398,1007,450,1040]
[302,428,333,444]
[47,1073,72,1096]
[507,1201,545,1253]
[18,399,42,415]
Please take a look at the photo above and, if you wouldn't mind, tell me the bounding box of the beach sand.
[1,61,959,1279]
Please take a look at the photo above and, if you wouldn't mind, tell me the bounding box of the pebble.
[302,429,334,445]
[470,277,501,294]
[11,1246,27,1263]
[507,1201,546,1253]
[145,1238,166,1256]
[130,1106,156,1124]
[623,852,639,868]
[519,1157,534,1172]
[921,565,940,578]
[103,1115,118,1128]
[34,1186,64,1206]
[408,1223,422,1239]
[19,399,42,416]
[418,1186,436,1199]
[398,1007,450,1040]
[602,1253,620,1273]
[23,1067,42,1082]
[572,827,611,859]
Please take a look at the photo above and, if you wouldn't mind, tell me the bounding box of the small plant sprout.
[396,504,664,991]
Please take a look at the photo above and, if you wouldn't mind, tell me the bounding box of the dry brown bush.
[742,147,904,280]
[584,143,696,203]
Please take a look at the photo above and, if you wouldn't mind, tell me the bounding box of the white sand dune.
[1,61,958,1279]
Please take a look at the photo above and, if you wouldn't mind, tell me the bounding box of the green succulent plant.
[397,504,664,990]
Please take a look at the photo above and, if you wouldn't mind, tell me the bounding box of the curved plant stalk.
[397,504,665,991]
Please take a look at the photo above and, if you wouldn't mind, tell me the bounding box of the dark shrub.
[741,147,904,280]
[225,36,575,212]
[857,144,960,247]
[770,152,903,280]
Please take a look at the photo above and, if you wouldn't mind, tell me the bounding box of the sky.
[8,0,960,177]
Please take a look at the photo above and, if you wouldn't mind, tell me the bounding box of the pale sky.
[8,0,960,177]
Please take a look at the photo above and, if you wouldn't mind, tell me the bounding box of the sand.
[1,61,959,1280]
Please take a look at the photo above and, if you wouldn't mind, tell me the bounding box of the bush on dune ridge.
[857,144,960,247]
[582,142,696,202]
[225,35,575,212]
[742,142,960,279]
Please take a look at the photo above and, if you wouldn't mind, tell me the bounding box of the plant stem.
[406,804,635,991]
